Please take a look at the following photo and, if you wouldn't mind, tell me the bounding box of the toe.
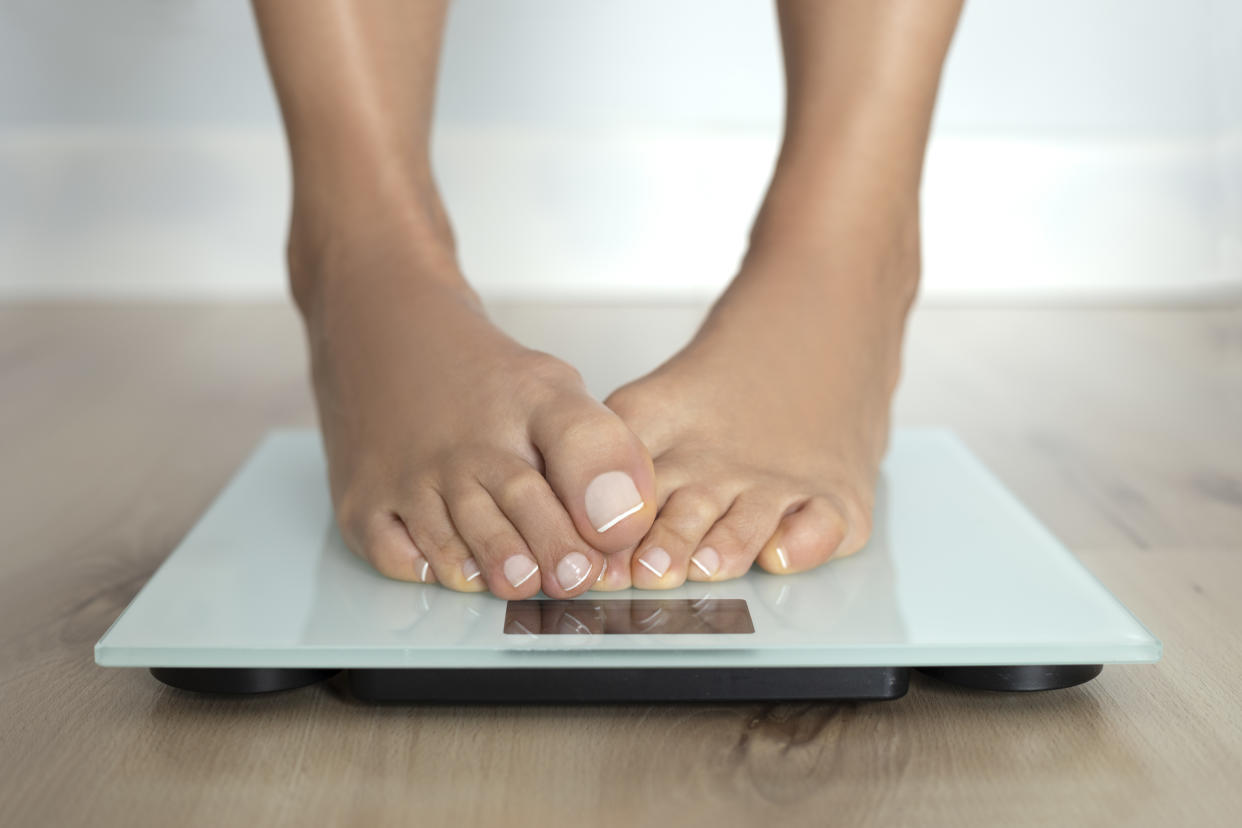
[693,492,788,582]
[400,489,488,592]
[756,495,860,575]
[349,510,437,584]
[592,546,635,591]
[442,478,542,599]
[630,485,729,588]
[480,461,607,598]
[529,395,656,555]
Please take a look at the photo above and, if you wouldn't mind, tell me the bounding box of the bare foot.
[291,216,656,598]
[606,199,919,588]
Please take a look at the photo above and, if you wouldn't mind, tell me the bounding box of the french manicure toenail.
[556,552,592,591]
[503,555,539,588]
[585,471,644,532]
[416,559,432,583]
[462,558,481,583]
[637,547,671,578]
[690,547,720,578]
[596,559,608,583]
[775,546,790,571]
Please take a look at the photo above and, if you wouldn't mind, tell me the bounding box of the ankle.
[286,195,466,321]
[743,180,921,311]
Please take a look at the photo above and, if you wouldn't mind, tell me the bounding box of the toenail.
[556,552,593,591]
[775,545,790,571]
[596,559,608,583]
[690,547,720,579]
[503,555,539,588]
[462,558,481,583]
[585,471,644,533]
[414,557,434,583]
[637,547,671,578]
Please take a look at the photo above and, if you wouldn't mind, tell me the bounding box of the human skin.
[250,0,964,597]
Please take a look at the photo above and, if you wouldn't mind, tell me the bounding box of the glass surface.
[95,429,1161,669]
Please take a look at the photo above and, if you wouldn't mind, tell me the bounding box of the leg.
[252,0,656,597]
[608,0,963,586]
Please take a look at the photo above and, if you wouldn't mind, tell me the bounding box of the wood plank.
[1,303,1239,826]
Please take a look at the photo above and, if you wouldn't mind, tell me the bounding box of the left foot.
[605,200,919,588]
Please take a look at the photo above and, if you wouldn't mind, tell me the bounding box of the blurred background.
[2,0,1239,303]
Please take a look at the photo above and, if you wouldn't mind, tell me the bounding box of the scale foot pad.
[917,664,1103,692]
[150,667,339,694]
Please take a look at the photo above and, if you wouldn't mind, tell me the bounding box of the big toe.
[530,395,656,554]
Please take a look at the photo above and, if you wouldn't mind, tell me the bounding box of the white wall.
[1,0,1239,301]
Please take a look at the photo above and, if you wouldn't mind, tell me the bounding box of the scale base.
[145,664,1105,700]
[348,667,908,703]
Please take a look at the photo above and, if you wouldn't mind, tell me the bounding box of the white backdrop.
[1,0,1239,301]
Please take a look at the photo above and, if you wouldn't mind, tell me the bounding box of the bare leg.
[252,0,657,597]
[608,0,964,586]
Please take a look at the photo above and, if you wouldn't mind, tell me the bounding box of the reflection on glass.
[743,475,907,644]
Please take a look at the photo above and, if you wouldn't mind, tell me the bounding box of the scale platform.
[95,429,1160,702]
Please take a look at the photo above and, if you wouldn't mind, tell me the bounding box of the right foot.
[291,216,656,599]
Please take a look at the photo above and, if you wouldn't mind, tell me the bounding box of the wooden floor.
[1,302,1240,827]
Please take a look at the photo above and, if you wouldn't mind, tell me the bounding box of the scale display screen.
[504,599,755,635]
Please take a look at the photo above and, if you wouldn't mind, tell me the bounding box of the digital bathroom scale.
[95,429,1160,703]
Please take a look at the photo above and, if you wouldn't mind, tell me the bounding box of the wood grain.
[1,303,1240,827]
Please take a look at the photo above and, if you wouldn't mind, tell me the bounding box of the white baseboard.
[2,126,1239,303]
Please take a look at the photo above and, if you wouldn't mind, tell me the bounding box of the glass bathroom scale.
[95,429,1160,702]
